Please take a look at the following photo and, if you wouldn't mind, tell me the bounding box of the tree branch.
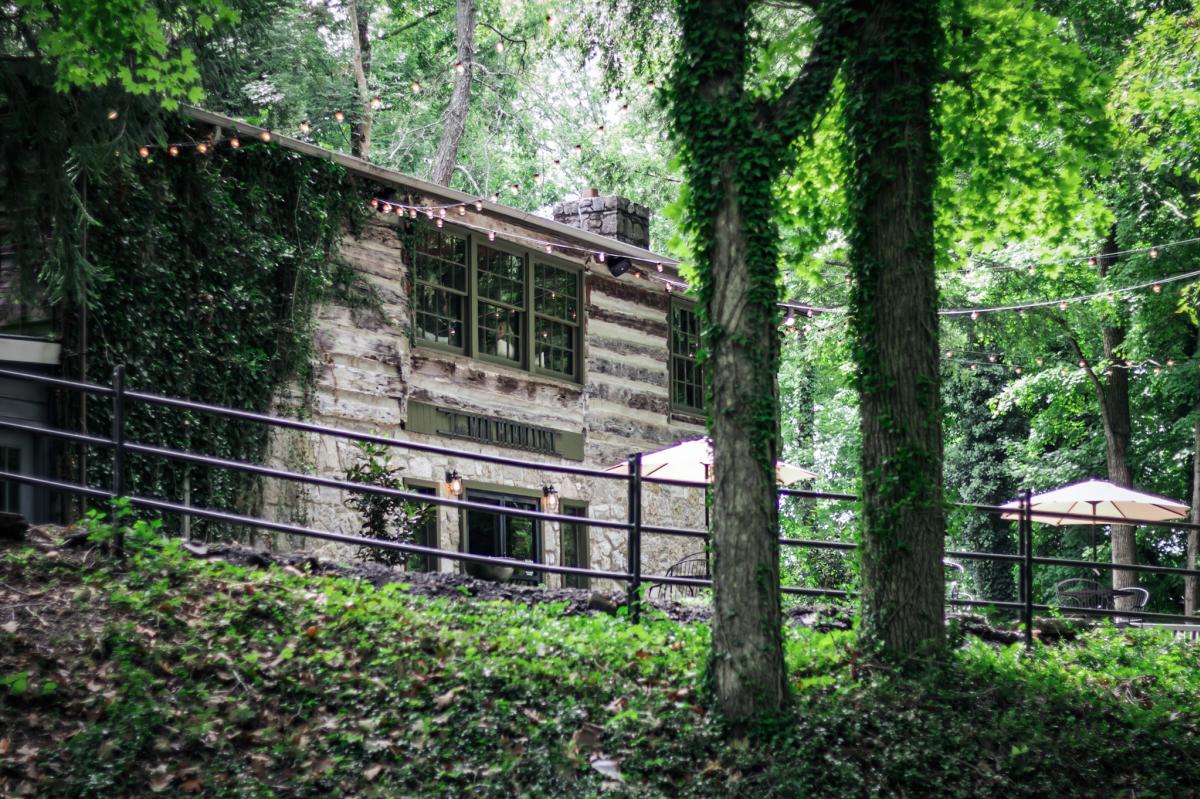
[754,0,856,141]
[380,8,444,39]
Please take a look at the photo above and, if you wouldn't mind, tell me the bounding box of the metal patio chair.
[648,551,710,601]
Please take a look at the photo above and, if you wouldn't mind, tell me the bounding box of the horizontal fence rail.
[2,365,1199,641]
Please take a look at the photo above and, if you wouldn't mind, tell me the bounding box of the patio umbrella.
[1000,479,1189,561]
[604,437,817,486]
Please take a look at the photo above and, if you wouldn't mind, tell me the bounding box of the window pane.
[535,263,578,322]
[535,317,575,377]
[413,228,467,291]
[671,303,704,412]
[561,506,588,589]
[407,486,437,572]
[414,285,464,348]
[478,302,523,362]
[478,246,525,307]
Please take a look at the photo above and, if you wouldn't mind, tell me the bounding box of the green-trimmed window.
[534,262,580,378]
[409,224,582,382]
[561,503,589,589]
[670,300,704,413]
[412,226,468,350]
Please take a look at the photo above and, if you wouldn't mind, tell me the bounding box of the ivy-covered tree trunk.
[430,0,475,185]
[347,0,373,159]
[1188,389,1199,616]
[845,0,945,658]
[669,0,852,718]
[943,363,1020,603]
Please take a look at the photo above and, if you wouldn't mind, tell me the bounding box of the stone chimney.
[552,188,651,250]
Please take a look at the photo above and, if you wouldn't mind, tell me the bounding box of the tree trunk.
[1092,238,1137,601]
[1187,412,1199,615]
[845,0,945,659]
[430,0,475,186]
[707,157,788,720]
[347,0,373,159]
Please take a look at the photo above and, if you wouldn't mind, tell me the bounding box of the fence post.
[626,453,643,623]
[111,365,127,557]
[1021,488,1033,648]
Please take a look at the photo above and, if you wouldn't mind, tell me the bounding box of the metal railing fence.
[2,365,1199,644]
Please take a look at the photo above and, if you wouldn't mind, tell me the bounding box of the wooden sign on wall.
[406,401,585,461]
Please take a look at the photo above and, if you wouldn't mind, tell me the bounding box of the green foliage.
[11,0,240,107]
[77,139,362,530]
[342,440,433,569]
[6,537,1200,796]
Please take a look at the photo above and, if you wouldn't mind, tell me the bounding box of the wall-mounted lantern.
[445,470,463,497]
[541,485,559,514]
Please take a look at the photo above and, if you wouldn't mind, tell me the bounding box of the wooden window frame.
[410,225,470,356]
[669,298,705,414]
[410,223,583,383]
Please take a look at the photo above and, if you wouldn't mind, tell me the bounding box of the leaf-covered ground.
[2,528,1200,798]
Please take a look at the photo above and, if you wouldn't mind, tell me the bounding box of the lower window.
[560,504,590,589]
[464,491,541,583]
[406,485,438,572]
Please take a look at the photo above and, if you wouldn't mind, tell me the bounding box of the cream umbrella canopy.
[1000,479,1189,561]
[604,437,817,485]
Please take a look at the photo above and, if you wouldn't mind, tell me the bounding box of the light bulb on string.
[455,61,465,74]
[370,198,379,209]
[1153,283,1162,293]
[299,120,311,135]
[597,252,606,263]
[488,231,496,242]
[425,209,434,219]
[573,144,582,156]
[1150,247,1159,258]
[1167,359,1176,367]
[435,218,444,228]
[944,350,953,359]
[510,183,519,195]
[1079,359,1087,368]
[1036,357,1044,366]
[474,199,484,211]
[259,130,271,142]
[533,172,543,185]
[495,40,504,53]
[229,137,240,149]
[647,80,656,90]
[168,145,180,157]
[545,13,554,24]
[1154,366,1162,374]
[371,97,382,111]
[1059,301,1069,311]
[335,111,346,123]
[597,124,605,134]
[138,146,150,158]
[438,207,447,218]
[490,192,500,203]
[1027,266,1036,276]
[1089,257,1097,266]
[988,354,997,363]
[457,205,466,216]
[411,81,422,93]
[544,244,552,253]
[656,263,664,272]
[784,315,796,327]
[409,209,418,219]
[196,142,209,155]
[106,110,119,121]
[1015,367,1023,375]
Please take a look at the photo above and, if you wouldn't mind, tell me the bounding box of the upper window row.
[411,226,581,381]
[410,225,706,413]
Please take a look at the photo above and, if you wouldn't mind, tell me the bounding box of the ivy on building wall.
[79,136,366,531]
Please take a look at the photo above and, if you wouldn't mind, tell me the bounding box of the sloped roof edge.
[182,106,680,272]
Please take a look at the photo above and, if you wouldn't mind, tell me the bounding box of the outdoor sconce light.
[542,485,559,513]
[445,470,463,497]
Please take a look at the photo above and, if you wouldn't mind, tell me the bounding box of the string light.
[411,81,422,93]
[299,120,311,135]
[496,40,504,53]
[371,97,383,111]
[229,137,240,149]
[168,145,180,157]
[138,146,150,158]
[334,111,345,123]
[106,110,119,121]
[455,61,465,74]
[474,199,484,211]
[1150,247,1159,258]
[196,142,209,155]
